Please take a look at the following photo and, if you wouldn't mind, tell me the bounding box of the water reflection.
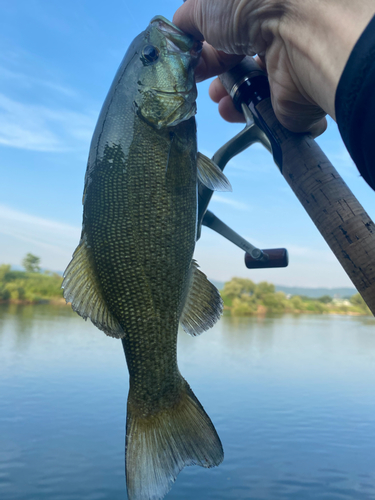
[220,314,276,353]
[1,305,375,499]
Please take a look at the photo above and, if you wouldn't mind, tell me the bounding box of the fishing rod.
[197,56,375,314]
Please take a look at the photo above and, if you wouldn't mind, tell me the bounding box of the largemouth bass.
[62,16,230,500]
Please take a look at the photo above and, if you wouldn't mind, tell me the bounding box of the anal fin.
[180,260,223,336]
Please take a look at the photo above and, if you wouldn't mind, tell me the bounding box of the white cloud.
[0,204,81,270]
[210,194,251,211]
[0,93,95,152]
[0,65,77,97]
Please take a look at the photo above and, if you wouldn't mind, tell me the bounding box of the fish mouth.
[150,16,186,37]
[152,89,194,97]
[150,15,202,56]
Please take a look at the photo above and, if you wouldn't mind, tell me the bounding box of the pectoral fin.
[180,260,223,336]
[62,236,124,338]
[197,152,232,192]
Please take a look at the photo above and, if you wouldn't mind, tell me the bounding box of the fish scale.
[84,109,197,410]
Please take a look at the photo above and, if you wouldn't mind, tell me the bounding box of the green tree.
[231,295,258,315]
[261,291,287,312]
[222,278,256,300]
[5,282,25,300]
[318,295,332,304]
[0,264,11,300]
[350,293,371,314]
[289,295,305,310]
[350,293,365,307]
[304,300,328,313]
[254,281,275,299]
[22,253,41,273]
[0,264,11,282]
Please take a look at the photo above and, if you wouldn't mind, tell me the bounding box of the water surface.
[1,304,375,499]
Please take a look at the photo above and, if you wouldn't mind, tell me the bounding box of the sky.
[0,0,374,288]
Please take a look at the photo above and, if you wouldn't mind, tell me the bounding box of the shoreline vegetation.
[0,255,371,316]
[0,262,65,305]
[220,278,371,317]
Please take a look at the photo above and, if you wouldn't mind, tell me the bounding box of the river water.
[1,304,375,500]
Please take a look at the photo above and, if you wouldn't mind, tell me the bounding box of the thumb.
[173,0,204,41]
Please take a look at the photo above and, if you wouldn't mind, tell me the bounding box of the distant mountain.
[11,265,64,276]
[275,285,357,299]
[210,279,356,298]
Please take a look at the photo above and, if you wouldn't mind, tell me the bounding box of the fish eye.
[142,45,160,64]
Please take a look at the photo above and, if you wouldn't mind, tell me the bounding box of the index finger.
[195,43,244,82]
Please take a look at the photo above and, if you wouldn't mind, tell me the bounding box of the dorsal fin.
[62,236,124,338]
[180,260,223,336]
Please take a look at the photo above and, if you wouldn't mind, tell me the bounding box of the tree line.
[0,255,371,315]
[0,254,63,303]
[221,277,370,316]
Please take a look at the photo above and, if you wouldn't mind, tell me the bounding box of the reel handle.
[245,248,289,269]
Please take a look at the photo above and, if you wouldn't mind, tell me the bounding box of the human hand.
[173,0,332,136]
[211,64,329,141]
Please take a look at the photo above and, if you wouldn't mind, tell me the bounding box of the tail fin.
[125,382,223,500]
